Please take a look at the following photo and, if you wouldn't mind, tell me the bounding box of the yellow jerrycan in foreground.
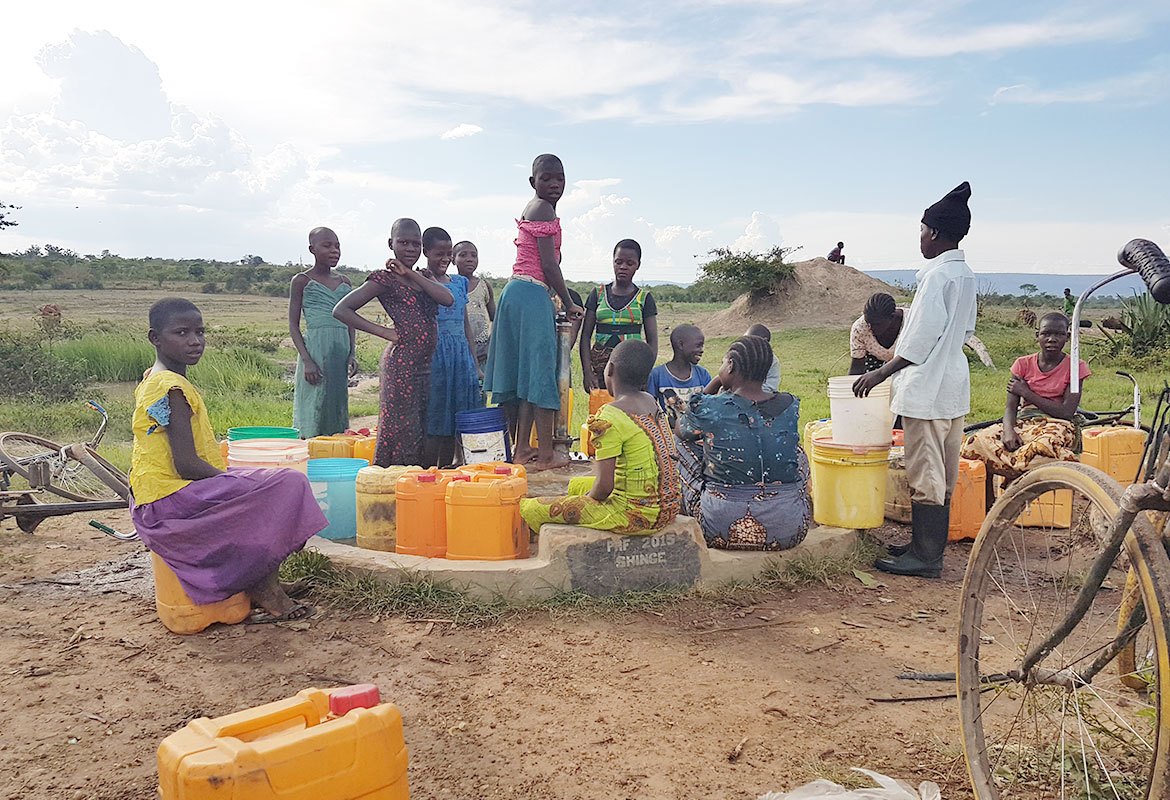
[157,684,409,799]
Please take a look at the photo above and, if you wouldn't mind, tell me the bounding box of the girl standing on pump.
[482,154,584,471]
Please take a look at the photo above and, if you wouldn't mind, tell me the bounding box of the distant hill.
[863,270,1150,297]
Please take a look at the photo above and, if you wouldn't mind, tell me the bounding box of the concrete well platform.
[308,517,859,601]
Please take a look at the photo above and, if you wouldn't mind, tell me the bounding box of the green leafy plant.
[1120,291,1170,356]
[695,245,800,299]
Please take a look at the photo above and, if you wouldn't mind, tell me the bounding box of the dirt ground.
[0,512,978,800]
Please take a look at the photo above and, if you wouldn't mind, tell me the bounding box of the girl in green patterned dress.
[580,239,658,392]
[521,340,680,534]
[289,227,357,438]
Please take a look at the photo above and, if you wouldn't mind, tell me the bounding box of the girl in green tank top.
[580,239,658,392]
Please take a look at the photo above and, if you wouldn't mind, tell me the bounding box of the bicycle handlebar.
[1118,238,1170,304]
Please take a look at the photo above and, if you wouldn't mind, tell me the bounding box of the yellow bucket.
[803,419,831,504]
[811,437,889,529]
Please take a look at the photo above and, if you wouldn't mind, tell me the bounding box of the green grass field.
[1,290,1163,475]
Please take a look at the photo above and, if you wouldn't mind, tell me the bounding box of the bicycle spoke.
[959,467,1164,799]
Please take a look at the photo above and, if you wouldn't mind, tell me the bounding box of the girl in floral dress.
[333,218,453,466]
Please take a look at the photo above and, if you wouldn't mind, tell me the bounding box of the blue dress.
[427,274,482,436]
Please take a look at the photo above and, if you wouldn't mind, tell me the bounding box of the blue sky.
[2,1,1168,283]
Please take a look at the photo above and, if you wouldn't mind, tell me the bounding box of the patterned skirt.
[699,479,811,551]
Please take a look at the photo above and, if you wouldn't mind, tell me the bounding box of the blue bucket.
[307,458,367,540]
[456,408,513,464]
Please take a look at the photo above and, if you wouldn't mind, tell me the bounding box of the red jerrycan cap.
[451,474,470,482]
[494,466,511,474]
[417,473,437,483]
[329,684,381,716]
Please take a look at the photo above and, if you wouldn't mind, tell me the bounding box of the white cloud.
[989,63,1170,105]
[440,123,484,141]
[732,212,784,252]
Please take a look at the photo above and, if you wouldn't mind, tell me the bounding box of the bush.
[201,282,222,294]
[0,328,88,401]
[1120,292,1170,356]
[53,335,153,382]
[696,246,800,298]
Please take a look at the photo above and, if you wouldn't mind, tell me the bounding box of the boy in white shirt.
[853,182,977,578]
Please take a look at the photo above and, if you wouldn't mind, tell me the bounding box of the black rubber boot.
[875,502,948,578]
[886,499,949,557]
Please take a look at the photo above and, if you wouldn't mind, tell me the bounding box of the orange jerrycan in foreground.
[394,469,465,557]
[151,553,250,635]
[446,475,528,560]
[157,684,409,800]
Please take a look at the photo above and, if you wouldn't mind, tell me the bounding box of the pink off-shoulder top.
[512,218,561,282]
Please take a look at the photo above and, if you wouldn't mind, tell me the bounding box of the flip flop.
[246,602,316,625]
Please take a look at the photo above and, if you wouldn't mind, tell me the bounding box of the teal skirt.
[484,279,559,409]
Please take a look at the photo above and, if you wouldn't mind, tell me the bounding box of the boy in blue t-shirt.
[647,324,711,425]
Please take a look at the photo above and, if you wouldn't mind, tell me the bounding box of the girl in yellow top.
[129,298,327,623]
[521,340,679,534]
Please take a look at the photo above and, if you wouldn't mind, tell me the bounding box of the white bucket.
[827,375,893,447]
[226,438,310,474]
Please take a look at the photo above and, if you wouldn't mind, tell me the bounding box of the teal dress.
[292,279,352,438]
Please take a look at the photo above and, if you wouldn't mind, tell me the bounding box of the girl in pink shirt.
[962,312,1089,483]
[482,154,584,471]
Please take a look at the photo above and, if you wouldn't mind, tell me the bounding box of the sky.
[2,0,1169,283]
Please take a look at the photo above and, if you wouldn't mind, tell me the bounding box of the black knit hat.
[922,181,972,240]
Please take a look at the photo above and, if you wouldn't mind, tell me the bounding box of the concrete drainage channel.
[309,519,860,601]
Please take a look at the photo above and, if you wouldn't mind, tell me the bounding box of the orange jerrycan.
[589,389,614,416]
[948,459,986,542]
[459,461,527,480]
[446,475,527,560]
[394,469,464,557]
[157,684,409,800]
[151,553,250,635]
[1080,426,1147,486]
[355,465,420,552]
[352,434,376,465]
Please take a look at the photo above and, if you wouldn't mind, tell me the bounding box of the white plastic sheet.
[758,769,942,800]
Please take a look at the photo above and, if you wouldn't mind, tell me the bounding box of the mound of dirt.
[704,257,901,334]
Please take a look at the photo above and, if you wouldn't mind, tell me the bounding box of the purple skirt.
[131,468,327,604]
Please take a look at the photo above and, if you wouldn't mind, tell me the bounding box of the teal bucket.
[227,426,300,441]
[307,458,367,540]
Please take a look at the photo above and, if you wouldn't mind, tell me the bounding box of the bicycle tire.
[0,432,125,503]
[958,462,1170,799]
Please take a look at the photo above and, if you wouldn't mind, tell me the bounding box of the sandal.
[246,602,316,625]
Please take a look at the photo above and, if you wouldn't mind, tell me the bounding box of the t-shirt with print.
[647,363,712,423]
[1011,353,1091,403]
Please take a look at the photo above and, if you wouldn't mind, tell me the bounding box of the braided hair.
[727,335,773,383]
[863,292,897,325]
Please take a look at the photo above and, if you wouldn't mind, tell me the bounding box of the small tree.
[1018,283,1038,306]
[696,245,800,299]
[0,202,20,230]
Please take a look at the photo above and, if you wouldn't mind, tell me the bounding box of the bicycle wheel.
[958,462,1170,799]
[0,432,124,502]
